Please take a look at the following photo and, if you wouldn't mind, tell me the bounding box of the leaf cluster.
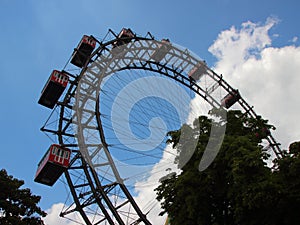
[156,110,300,225]
[0,169,46,225]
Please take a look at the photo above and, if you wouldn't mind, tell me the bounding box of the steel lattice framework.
[40,29,282,225]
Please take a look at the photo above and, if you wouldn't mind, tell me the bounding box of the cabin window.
[57,148,64,157]
[62,75,68,82]
[64,151,69,159]
[52,146,57,155]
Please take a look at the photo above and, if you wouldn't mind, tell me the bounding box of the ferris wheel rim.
[42,29,283,225]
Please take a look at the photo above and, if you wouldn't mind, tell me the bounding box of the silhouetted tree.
[156,110,300,225]
[0,169,46,225]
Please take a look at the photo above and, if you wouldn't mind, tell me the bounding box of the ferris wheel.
[35,28,283,225]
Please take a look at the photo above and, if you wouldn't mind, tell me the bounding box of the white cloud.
[133,144,179,224]
[208,17,300,149]
[209,17,278,76]
[291,36,298,43]
[44,203,84,225]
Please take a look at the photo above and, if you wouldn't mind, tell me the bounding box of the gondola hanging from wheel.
[36,28,283,225]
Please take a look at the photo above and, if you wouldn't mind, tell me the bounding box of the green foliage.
[156,110,300,225]
[0,169,46,225]
[270,142,300,224]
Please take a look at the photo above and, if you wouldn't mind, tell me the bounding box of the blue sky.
[1,0,300,224]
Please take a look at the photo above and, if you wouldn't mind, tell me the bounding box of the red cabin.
[71,35,96,68]
[38,70,69,109]
[151,39,171,62]
[255,127,271,139]
[221,90,241,109]
[188,61,207,81]
[34,144,71,186]
[112,28,135,48]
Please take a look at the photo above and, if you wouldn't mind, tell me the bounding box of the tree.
[270,141,300,224]
[0,169,46,225]
[155,110,300,225]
